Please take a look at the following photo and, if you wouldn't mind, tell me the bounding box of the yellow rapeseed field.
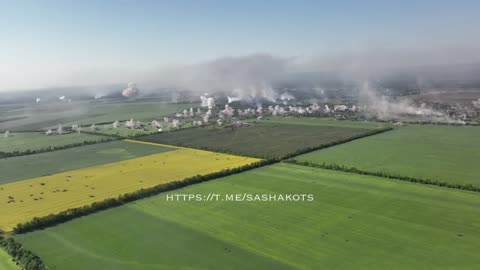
[0,143,261,232]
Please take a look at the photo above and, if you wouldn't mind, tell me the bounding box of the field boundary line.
[124,139,190,150]
[285,160,480,193]
[0,236,46,269]
[0,135,119,159]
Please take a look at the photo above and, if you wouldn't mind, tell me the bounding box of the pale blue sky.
[1,0,479,90]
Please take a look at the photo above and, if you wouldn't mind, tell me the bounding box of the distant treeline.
[0,137,118,159]
[85,123,198,139]
[13,159,277,234]
[0,236,46,270]
[80,130,126,139]
[0,116,28,124]
[284,114,480,127]
[373,119,480,126]
[286,160,480,192]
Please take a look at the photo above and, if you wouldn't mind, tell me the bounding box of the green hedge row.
[0,137,117,159]
[285,159,480,192]
[0,236,45,270]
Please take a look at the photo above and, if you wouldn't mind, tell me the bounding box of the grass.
[138,121,371,158]
[0,140,174,184]
[0,144,260,231]
[15,163,480,270]
[0,132,106,153]
[0,248,19,270]
[0,101,192,132]
[295,125,480,186]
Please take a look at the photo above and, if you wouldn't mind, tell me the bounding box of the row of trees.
[13,159,277,234]
[0,236,45,270]
[83,122,197,140]
[0,137,117,158]
[286,159,480,192]
[374,119,479,126]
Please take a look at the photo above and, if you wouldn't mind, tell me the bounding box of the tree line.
[285,159,480,192]
[373,119,480,126]
[13,159,277,234]
[0,137,117,159]
[0,236,45,270]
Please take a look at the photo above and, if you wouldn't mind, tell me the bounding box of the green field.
[16,163,480,270]
[138,121,372,158]
[0,140,174,184]
[0,248,19,270]
[295,125,480,186]
[0,101,192,132]
[0,132,107,153]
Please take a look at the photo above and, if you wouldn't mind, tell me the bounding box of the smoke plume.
[122,82,140,98]
[151,54,290,101]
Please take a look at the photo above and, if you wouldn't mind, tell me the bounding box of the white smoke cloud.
[94,93,106,99]
[280,92,295,101]
[151,120,162,128]
[473,98,480,108]
[125,119,136,128]
[154,54,290,101]
[122,82,140,98]
[358,82,462,123]
[227,96,241,103]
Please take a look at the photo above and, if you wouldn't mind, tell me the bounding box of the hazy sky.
[1,0,479,91]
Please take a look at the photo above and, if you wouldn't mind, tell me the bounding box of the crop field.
[0,248,18,270]
[14,163,480,270]
[295,125,480,186]
[0,144,259,231]
[0,140,175,184]
[0,101,192,132]
[138,121,373,158]
[0,132,107,153]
